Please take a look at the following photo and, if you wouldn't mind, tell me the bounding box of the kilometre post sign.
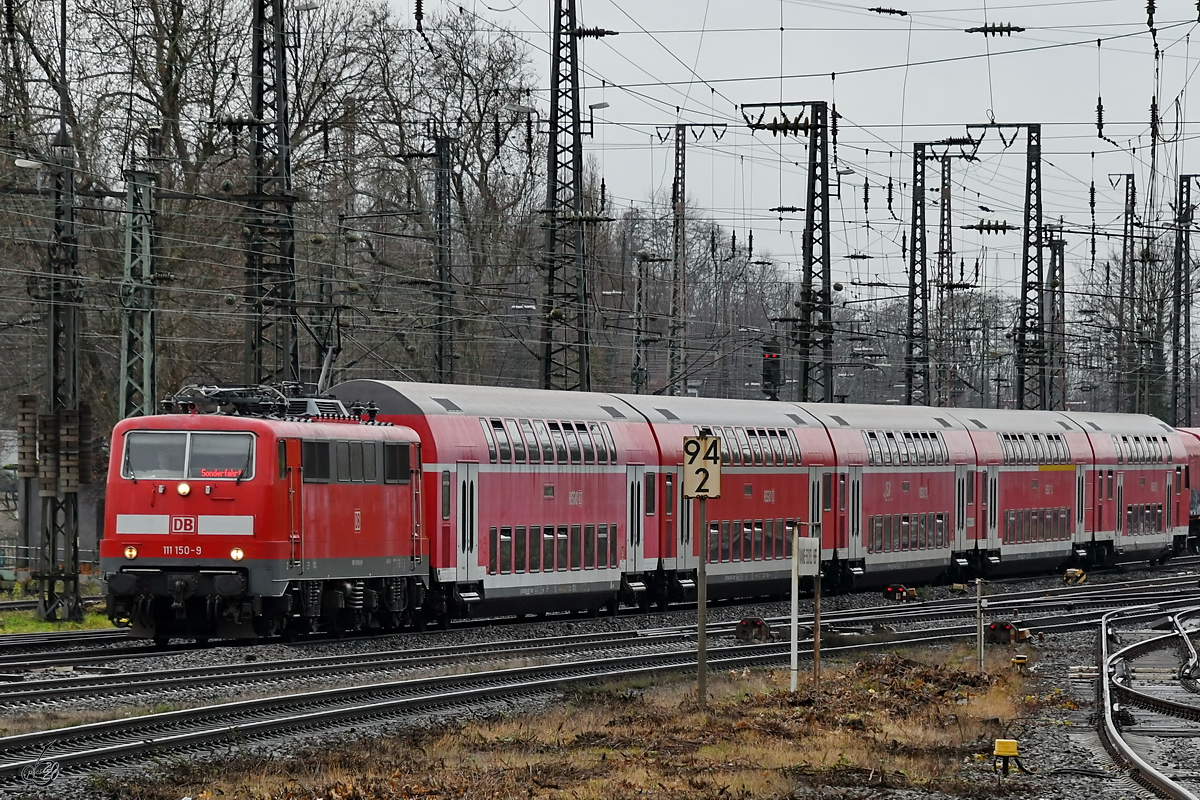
[682,436,721,499]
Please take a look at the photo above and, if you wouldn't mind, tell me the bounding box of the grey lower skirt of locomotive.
[106,567,429,641]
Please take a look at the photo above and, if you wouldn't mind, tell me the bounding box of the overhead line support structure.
[740,100,832,403]
[1045,223,1067,410]
[244,0,299,388]
[1115,173,1136,414]
[119,169,157,419]
[1172,175,1198,426]
[35,0,83,622]
[540,4,615,392]
[966,123,1045,410]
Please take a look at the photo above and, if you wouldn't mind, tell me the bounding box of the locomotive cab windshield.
[122,431,255,481]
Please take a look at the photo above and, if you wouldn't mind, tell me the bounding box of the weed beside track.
[87,647,1059,800]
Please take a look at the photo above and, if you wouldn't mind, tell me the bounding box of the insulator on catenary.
[1096,97,1104,138]
[1147,0,1155,27]
[1150,97,1159,140]
[863,181,870,216]
[887,178,894,214]
[494,115,501,153]
[414,0,423,32]
[748,230,754,260]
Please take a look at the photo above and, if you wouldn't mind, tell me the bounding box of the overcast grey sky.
[391,0,1194,305]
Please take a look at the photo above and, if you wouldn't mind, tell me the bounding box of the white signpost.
[791,531,820,692]
[683,434,721,708]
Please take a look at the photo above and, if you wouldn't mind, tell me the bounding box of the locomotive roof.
[111,412,419,441]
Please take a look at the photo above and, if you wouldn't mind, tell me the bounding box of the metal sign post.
[683,434,721,709]
[976,578,986,671]
[790,533,820,691]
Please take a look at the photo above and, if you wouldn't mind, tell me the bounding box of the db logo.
[354,510,362,531]
[171,516,197,534]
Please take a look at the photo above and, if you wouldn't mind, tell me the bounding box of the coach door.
[1115,471,1125,543]
[626,466,647,572]
[954,464,968,551]
[677,476,696,572]
[985,465,1000,549]
[846,467,863,561]
[809,469,824,547]
[456,463,482,582]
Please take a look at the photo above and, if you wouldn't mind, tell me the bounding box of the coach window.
[599,423,618,464]
[779,431,796,466]
[708,522,720,563]
[909,433,925,466]
[888,432,904,465]
[721,431,733,466]
[743,430,761,466]
[515,526,527,573]
[822,473,833,511]
[384,443,410,483]
[665,474,674,516]
[720,521,731,561]
[543,527,556,571]
[490,420,511,463]
[597,524,608,568]
[735,427,753,464]
[499,528,512,574]
[566,526,579,570]
[576,423,595,464]
[1107,470,1114,500]
[547,422,568,463]
[1177,467,1184,494]
[769,430,786,465]
[301,441,331,482]
[788,429,804,466]
[504,420,526,463]
[764,519,775,558]
[533,420,555,463]
[479,419,498,462]
[441,472,451,519]
[560,423,581,464]
[588,423,608,464]
[528,527,541,572]
[720,427,737,466]
[584,524,596,569]
[879,433,895,466]
[488,527,498,574]
[518,420,540,465]
[730,522,743,561]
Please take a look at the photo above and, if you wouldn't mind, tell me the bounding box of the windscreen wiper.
[235,442,253,484]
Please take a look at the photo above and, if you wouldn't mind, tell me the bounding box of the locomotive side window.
[383,443,410,483]
[491,420,512,463]
[189,433,255,480]
[349,442,364,481]
[645,473,656,515]
[576,423,595,464]
[480,418,498,462]
[533,420,555,463]
[335,442,351,482]
[504,420,525,463]
[301,441,331,482]
[123,431,187,479]
[278,440,287,479]
[518,420,540,464]
[363,443,377,482]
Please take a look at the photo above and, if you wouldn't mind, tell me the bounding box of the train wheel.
[438,613,452,631]
[606,598,619,617]
[153,637,170,649]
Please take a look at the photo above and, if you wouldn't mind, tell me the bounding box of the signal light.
[762,340,782,400]
[124,546,138,560]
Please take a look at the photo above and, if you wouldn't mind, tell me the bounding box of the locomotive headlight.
[230,547,244,561]
[123,546,138,560]
[177,482,191,496]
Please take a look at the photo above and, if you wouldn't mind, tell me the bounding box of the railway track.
[1099,607,1200,799]
[1,591,1199,786]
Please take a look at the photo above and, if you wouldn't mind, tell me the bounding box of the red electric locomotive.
[100,387,424,640]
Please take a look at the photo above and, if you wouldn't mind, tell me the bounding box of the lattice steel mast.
[1172,175,1198,426]
[244,0,299,387]
[668,124,686,396]
[905,142,929,406]
[1116,174,1136,413]
[37,0,82,621]
[119,167,156,419]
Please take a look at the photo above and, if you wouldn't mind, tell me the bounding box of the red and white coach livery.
[100,379,1196,640]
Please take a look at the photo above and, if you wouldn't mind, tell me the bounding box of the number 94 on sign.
[682,436,722,499]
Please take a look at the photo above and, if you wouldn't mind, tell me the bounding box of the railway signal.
[762,340,782,401]
[683,434,721,709]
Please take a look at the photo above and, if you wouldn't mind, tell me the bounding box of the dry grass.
[88,648,1054,800]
